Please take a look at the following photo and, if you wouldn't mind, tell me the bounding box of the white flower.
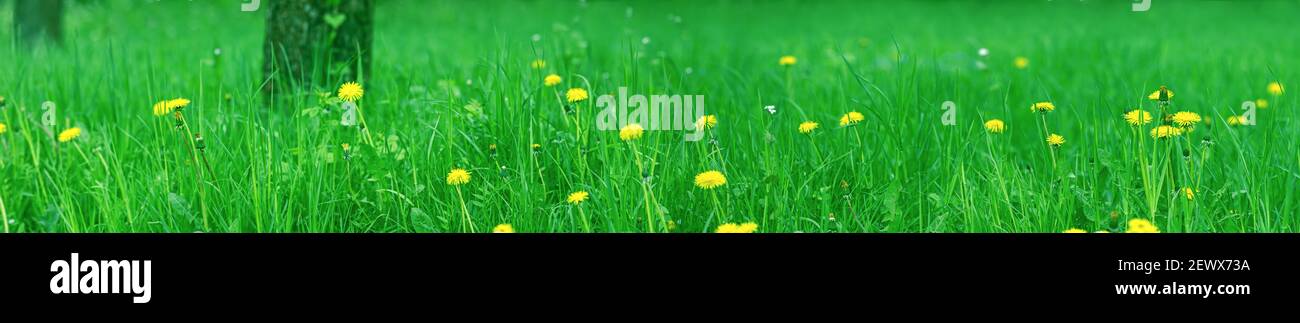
[978,48,989,56]
[764,105,777,114]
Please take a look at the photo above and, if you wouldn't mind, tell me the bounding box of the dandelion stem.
[1038,112,1057,168]
[630,142,656,233]
[578,206,591,233]
[454,186,475,233]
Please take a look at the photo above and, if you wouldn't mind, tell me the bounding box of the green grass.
[1,0,1297,233]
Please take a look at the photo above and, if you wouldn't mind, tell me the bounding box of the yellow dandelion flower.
[1171,111,1202,127]
[530,59,546,69]
[1226,115,1245,126]
[619,123,644,141]
[1182,187,1195,201]
[798,121,819,134]
[151,100,171,116]
[1013,56,1029,69]
[983,119,1005,134]
[0,122,6,134]
[779,55,797,66]
[1150,125,1183,139]
[695,114,717,130]
[738,222,758,232]
[715,223,740,233]
[1125,218,1159,233]
[1147,86,1174,101]
[1267,81,1284,96]
[1063,228,1087,233]
[1255,99,1268,109]
[58,127,83,143]
[493,224,515,233]
[566,88,589,103]
[567,191,589,205]
[531,143,541,150]
[839,111,864,126]
[543,74,562,87]
[446,168,471,186]
[694,170,727,190]
[1123,109,1152,126]
[1046,133,1065,147]
[152,98,191,116]
[338,82,364,102]
[716,222,758,233]
[1029,101,1055,113]
[170,98,191,110]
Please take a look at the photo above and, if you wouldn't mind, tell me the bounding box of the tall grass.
[0,0,1295,233]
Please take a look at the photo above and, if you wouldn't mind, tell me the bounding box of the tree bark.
[14,0,65,47]
[262,0,374,95]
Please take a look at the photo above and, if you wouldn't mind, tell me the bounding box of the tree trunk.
[14,0,65,47]
[262,0,374,95]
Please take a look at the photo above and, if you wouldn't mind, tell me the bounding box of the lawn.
[0,0,1296,233]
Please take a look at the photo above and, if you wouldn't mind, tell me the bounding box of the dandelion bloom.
[1125,218,1159,233]
[694,170,727,190]
[1063,228,1087,233]
[567,191,589,205]
[1147,86,1173,101]
[778,55,797,66]
[1013,57,1029,69]
[543,74,562,87]
[1046,133,1065,147]
[446,168,471,186]
[1171,111,1202,127]
[58,127,83,142]
[566,88,589,103]
[1150,125,1183,139]
[695,114,717,130]
[716,222,758,233]
[493,224,515,233]
[1029,102,1055,113]
[152,98,191,116]
[798,121,819,134]
[1226,115,1245,126]
[1182,187,1195,201]
[983,119,1005,134]
[338,82,364,102]
[839,111,864,126]
[619,123,644,141]
[1267,82,1284,95]
[1255,99,1269,109]
[531,143,541,150]
[0,122,6,134]
[1123,109,1152,126]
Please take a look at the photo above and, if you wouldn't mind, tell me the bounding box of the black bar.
[2,234,1295,309]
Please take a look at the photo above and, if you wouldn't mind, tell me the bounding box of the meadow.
[0,0,1296,233]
